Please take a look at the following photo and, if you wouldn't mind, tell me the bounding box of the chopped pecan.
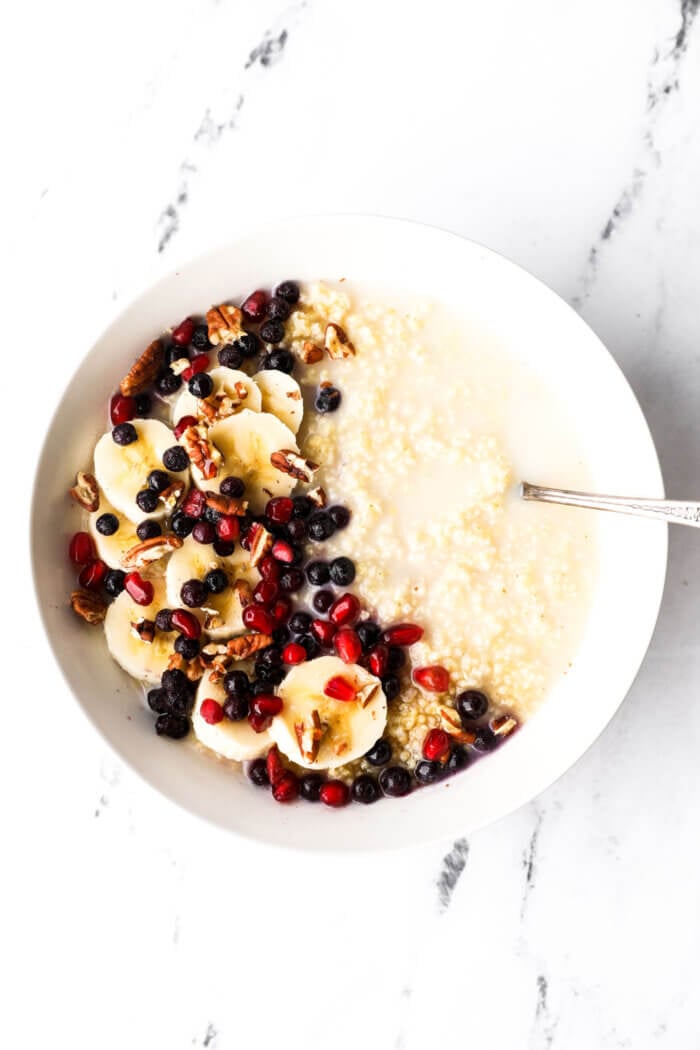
[270,449,319,483]
[70,589,107,624]
[204,491,248,516]
[181,424,222,480]
[120,339,163,396]
[247,522,273,567]
[203,606,224,631]
[492,714,519,737]
[440,707,476,745]
[226,632,274,660]
[206,303,244,346]
[294,709,326,762]
[306,486,327,508]
[169,357,191,376]
[68,471,99,512]
[233,579,253,607]
[130,617,155,644]
[168,652,205,681]
[159,480,185,511]
[299,340,324,364]
[356,680,381,708]
[121,533,183,569]
[324,323,355,360]
[332,740,349,757]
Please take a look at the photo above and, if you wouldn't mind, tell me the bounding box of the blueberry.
[472,727,499,753]
[148,469,171,492]
[203,504,222,525]
[188,372,213,398]
[415,760,442,785]
[163,446,188,472]
[136,519,162,541]
[255,666,286,686]
[352,774,380,804]
[248,758,269,786]
[218,345,243,369]
[329,556,355,586]
[275,280,300,304]
[166,343,190,365]
[147,688,170,714]
[155,608,173,632]
[365,738,392,766]
[444,745,470,775]
[299,634,321,660]
[220,476,245,498]
[286,519,306,542]
[155,713,190,739]
[157,372,182,396]
[256,647,282,672]
[306,560,330,586]
[174,635,200,660]
[161,668,189,699]
[328,505,351,529]
[104,569,126,597]
[191,324,211,351]
[213,539,235,557]
[136,489,159,513]
[292,495,314,519]
[261,348,295,373]
[235,332,260,358]
[299,773,324,802]
[192,521,216,545]
[307,512,335,541]
[289,611,312,635]
[356,621,381,652]
[260,318,285,344]
[205,569,228,594]
[252,679,275,695]
[181,579,207,608]
[312,589,334,614]
[169,692,195,716]
[266,297,291,321]
[456,689,489,723]
[316,386,341,413]
[223,694,249,721]
[96,513,119,536]
[273,626,290,649]
[224,670,251,696]
[381,675,401,702]
[378,766,412,798]
[386,647,406,673]
[171,510,195,538]
[134,393,152,417]
[279,568,304,593]
[112,422,138,445]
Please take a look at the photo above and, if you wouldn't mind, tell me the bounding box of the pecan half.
[120,339,163,396]
[206,304,244,346]
[68,470,100,512]
[70,589,107,624]
[294,709,326,762]
[270,449,319,483]
[492,714,519,737]
[181,424,222,480]
[121,533,183,569]
[299,340,324,364]
[324,323,355,360]
[233,579,253,607]
[204,491,248,516]
[168,652,205,681]
[440,707,476,745]
[306,486,327,508]
[130,617,155,644]
[159,480,185,511]
[226,632,274,660]
[247,522,273,567]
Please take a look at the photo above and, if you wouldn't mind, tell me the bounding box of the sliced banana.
[94,419,188,524]
[171,367,262,427]
[104,577,173,687]
[191,409,299,512]
[253,370,304,434]
[165,539,259,641]
[88,494,140,569]
[192,676,271,761]
[271,656,387,770]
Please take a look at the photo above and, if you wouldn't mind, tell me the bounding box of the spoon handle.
[521,482,700,527]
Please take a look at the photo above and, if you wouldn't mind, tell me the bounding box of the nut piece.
[181,424,222,481]
[168,652,204,681]
[270,449,319,483]
[233,579,253,608]
[120,339,163,396]
[306,486,327,508]
[226,632,274,660]
[121,533,183,569]
[159,480,185,511]
[204,609,224,631]
[294,709,327,762]
[247,522,273,567]
[70,589,107,624]
[440,707,476,745]
[299,340,324,364]
[492,714,519,737]
[356,680,381,708]
[130,617,155,644]
[170,358,191,377]
[206,304,244,346]
[204,491,248,516]
[324,323,355,360]
[68,471,100,513]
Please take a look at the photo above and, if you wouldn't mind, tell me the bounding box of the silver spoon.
[521,482,700,527]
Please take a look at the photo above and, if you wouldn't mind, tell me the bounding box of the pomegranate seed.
[216,515,240,542]
[78,559,107,590]
[324,675,356,702]
[368,644,389,677]
[172,317,195,345]
[334,628,362,665]
[174,414,198,440]
[282,642,307,665]
[69,531,95,565]
[265,496,294,523]
[273,771,299,803]
[423,728,451,762]
[200,698,224,725]
[253,580,279,606]
[124,571,154,606]
[242,605,275,634]
[110,393,135,425]
[182,489,206,519]
[271,539,295,563]
[329,593,360,626]
[251,693,283,718]
[413,665,450,692]
[382,623,424,647]
[271,597,292,624]
[259,555,281,581]
[171,608,202,639]
[311,618,336,647]
[266,745,286,786]
[241,289,268,322]
[249,711,272,733]
[319,780,350,808]
[182,353,210,382]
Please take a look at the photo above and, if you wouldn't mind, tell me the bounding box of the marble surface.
[6,0,700,1046]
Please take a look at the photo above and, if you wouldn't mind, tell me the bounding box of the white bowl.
[31,216,667,851]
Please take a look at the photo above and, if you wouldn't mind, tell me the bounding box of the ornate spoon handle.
[521,482,700,527]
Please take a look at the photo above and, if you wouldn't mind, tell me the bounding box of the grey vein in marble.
[245,28,289,69]
[198,1022,218,1048]
[436,837,469,911]
[530,974,558,1050]
[520,806,544,918]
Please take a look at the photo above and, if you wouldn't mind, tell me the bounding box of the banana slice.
[192,676,271,761]
[165,539,259,641]
[253,370,304,434]
[191,409,299,512]
[271,656,387,770]
[88,494,139,569]
[94,419,189,524]
[172,367,262,427]
[104,576,173,686]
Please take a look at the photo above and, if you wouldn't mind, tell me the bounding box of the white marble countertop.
[6,1,700,1046]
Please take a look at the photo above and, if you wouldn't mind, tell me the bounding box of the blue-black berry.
[148,469,171,492]
[188,372,213,398]
[260,319,285,344]
[112,423,138,445]
[136,520,162,541]
[329,556,355,586]
[104,569,126,597]
[96,513,119,536]
[136,489,159,514]
[163,446,188,472]
[316,386,341,413]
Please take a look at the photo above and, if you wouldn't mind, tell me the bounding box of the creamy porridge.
[65,278,596,807]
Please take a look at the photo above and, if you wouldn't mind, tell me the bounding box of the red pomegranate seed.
[69,531,95,565]
[249,711,272,733]
[311,618,336,647]
[216,515,240,542]
[253,580,279,606]
[382,623,424,647]
[124,571,154,606]
[282,642,307,665]
[265,496,294,523]
[242,605,275,634]
[324,675,356,702]
[413,665,450,693]
[171,608,201,639]
[266,745,286,786]
[259,555,281,581]
[110,393,135,425]
[174,414,198,440]
[329,593,360,627]
[273,771,299,803]
[319,780,350,808]
[182,488,206,519]
[200,698,224,725]
[271,539,295,563]
[182,353,210,382]
[271,597,292,624]
[423,728,451,762]
[172,317,195,346]
[368,644,389,677]
[251,694,283,718]
[334,628,362,665]
[241,289,268,322]
[78,559,107,590]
